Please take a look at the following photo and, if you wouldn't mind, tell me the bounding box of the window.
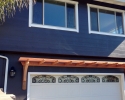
[102,75,119,83]
[32,75,56,83]
[88,4,125,37]
[81,75,100,83]
[29,0,79,32]
[58,75,79,83]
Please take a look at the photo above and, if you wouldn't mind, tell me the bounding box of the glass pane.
[44,0,65,27]
[90,8,98,31]
[102,75,119,83]
[32,75,56,83]
[58,75,79,83]
[81,75,100,83]
[99,9,116,34]
[33,0,43,24]
[67,4,75,29]
[116,12,124,34]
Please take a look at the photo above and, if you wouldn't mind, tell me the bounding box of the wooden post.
[22,61,29,90]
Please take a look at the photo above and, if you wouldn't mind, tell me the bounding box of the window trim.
[87,4,125,37]
[29,0,79,32]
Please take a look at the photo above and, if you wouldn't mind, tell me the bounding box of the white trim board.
[27,72,124,100]
[87,4,125,37]
[95,0,125,6]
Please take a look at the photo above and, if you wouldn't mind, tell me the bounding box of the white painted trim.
[28,72,124,76]
[27,73,30,100]
[30,24,79,32]
[29,0,32,27]
[87,4,125,37]
[90,31,125,37]
[87,4,125,12]
[95,0,125,6]
[43,0,45,25]
[27,72,124,100]
[29,0,79,32]
[120,74,125,100]
[0,55,9,94]
[75,3,79,33]
[54,0,78,5]
[88,5,91,35]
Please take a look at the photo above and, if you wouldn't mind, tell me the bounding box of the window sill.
[89,31,125,37]
[29,24,79,33]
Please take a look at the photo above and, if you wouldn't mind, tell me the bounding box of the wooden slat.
[39,59,45,65]
[65,61,72,65]
[52,60,58,65]
[76,61,84,66]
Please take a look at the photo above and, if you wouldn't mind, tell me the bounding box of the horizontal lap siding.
[0,0,125,58]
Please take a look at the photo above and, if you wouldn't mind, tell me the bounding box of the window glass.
[67,4,75,28]
[31,0,78,31]
[44,0,65,27]
[33,0,43,24]
[116,12,124,34]
[99,9,116,34]
[90,8,98,31]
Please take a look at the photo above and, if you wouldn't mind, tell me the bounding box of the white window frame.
[29,0,79,32]
[88,4,125,37]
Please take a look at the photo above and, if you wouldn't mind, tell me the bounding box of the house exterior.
[0,0,125,100]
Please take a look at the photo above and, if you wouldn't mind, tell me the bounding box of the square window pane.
[67,4,76,29]
[90,8,99,31]
[116,12,124,34]
[99,9,116,34]
[44,0,65,27]
[33,0,43,24]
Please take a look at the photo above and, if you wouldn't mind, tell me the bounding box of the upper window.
[29,0,79,32]
[88,4,125,37]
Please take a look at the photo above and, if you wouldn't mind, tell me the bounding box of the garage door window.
[81,75,100,83]
[58,75,79,83]
[32,75,56,83]
[102,75,119,82]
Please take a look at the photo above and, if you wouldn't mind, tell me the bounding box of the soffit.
[94,0,125,6]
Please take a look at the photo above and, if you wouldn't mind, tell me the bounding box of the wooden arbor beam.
[19,57,125,90]
[22,60,29,90]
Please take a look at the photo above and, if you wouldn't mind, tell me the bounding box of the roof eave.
[95,0,125,6]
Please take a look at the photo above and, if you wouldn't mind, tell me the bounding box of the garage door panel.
[30,84,121,100]
[29,74,123,100]
[30,96,121,100]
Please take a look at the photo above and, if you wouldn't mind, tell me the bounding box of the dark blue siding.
[0,0,125,58]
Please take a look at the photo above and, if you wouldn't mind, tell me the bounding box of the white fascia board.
[95,0,125,6]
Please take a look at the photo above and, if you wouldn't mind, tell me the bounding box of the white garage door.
[28,73,124,100]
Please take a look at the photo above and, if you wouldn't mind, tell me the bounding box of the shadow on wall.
[108,40,125,58]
